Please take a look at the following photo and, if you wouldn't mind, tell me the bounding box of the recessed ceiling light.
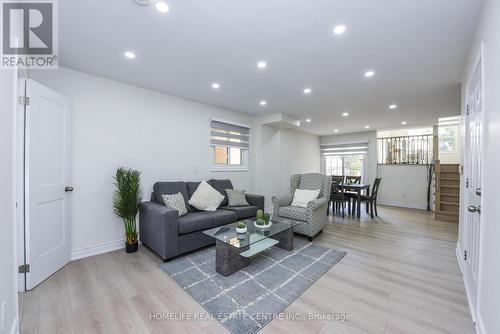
[306,118,311,122]
[342,112,349,117]
[124,51,136,59]
[401,121,407,125]
[211,82,220,90]
[333,25,346,35]
[364,125,370,129]
[364,70,375,78]
[389,104,398,109]
[260,100,267,106]
[334,129,339,133]
[154,1,169,13]
[303,88,312,94]
[257,61,267,69]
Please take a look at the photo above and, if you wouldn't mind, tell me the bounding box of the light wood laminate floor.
[19,205,475,334]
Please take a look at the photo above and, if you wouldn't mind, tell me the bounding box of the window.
[321,142,368,180]
[324,155,364,178]
[439,126,457,153]
[210,119,250,170]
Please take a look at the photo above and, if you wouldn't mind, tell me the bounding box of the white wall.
[461,0,500,333]
[255,125,320,210]
[279,128,321,193]
[377,165,430,209]
[0,70,19,333]
[320,130,431,210]
[320,131,378,184]
[30,67,256,258]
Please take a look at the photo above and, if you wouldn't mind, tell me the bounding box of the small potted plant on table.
[236,221,248,237]
[113,167,142,253]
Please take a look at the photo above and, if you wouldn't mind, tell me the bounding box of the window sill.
[211,167,249,172]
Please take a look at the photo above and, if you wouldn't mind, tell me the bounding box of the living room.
[1,0,500,333]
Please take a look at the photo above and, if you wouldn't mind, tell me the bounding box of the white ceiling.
[58,0,482,135]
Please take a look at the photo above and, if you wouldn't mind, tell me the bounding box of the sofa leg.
[308,236,313,242]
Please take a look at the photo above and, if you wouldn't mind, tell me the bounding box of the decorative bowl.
[254,220,272,230]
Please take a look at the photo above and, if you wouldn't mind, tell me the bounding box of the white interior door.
[25,79,71,290]
[463,58,482,316]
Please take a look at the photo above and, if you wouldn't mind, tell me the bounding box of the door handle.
[475,188,481,196]
[65,186,74,192]
[468,205,481,214]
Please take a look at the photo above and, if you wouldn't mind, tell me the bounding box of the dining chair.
[329,181,349,218]
[360,177,382,218]
[345,176,361,184]
[332,175,345,183]
[344,176,361,214]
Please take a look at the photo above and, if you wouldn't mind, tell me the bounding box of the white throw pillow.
[188,180,225,211]
[291,189,320,208]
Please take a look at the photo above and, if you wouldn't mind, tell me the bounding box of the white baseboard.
[10,317,18,334]
[71,239,125,261]
[377,200,427,210]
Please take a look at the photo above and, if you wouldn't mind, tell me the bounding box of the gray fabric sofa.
[139,179,264,261]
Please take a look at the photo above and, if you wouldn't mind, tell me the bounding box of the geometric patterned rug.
[160,237,346,334]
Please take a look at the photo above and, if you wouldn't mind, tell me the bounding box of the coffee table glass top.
[203,218,295,249]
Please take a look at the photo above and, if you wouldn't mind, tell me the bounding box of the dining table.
[337,183,371,218]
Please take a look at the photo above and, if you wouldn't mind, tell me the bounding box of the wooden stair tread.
[440,201,459,206]
[440,185,459,189]
[434,210,459,217]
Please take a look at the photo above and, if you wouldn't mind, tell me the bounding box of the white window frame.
[322,154,368,183]
[210,118,250,172]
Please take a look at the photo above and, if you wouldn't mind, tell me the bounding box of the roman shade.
[320,142,369,156]
[210,120,250,149]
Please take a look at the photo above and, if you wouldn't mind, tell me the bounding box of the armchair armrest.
[272,193,294,213]
[245,193,265,211]
[307,196,329,210]
[139,201,179,260]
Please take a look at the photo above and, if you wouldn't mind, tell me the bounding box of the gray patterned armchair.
[272,173,332,240]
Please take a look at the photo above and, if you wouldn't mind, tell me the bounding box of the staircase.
[434,161,460,223]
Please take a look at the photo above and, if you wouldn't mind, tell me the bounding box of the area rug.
[160,237,346,334]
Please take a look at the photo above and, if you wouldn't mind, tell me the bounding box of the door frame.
[458,43,485,326]
[16,75,27,292]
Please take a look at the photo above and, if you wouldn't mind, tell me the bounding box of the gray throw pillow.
[226,189,250,207]
[162,192,188,216]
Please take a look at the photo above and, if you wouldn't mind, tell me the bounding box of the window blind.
[320,142,368,156]
[210,120,250,149]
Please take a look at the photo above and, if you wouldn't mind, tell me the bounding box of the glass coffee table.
[203,218,295,276]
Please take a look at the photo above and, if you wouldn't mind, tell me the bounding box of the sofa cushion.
[220,206,258,219]
[154,182,190,211]
[186,182,201,199]
[178,212,214,235]
[177,210,238,235]
[203,210,237,227]
[208,179,233,207]
[278,206,308,222]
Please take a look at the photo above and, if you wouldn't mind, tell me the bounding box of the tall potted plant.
[113,167,142,253]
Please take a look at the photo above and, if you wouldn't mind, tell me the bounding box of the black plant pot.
[125,241,138,253]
